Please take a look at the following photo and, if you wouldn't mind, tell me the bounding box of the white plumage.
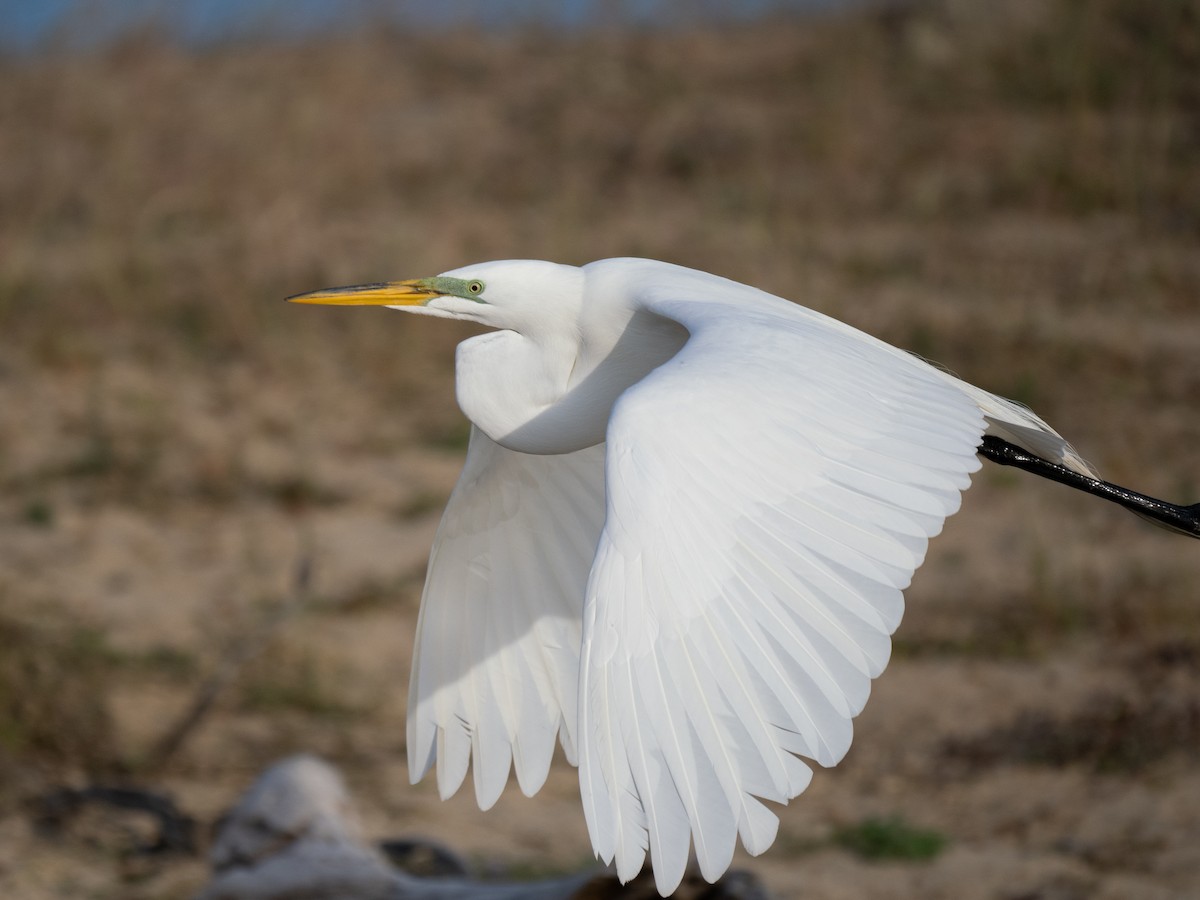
[291,258,1092,895]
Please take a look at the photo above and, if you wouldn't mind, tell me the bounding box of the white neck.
[454,271,687,455]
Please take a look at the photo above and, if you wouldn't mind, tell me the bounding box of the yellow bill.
[286,279,442,306]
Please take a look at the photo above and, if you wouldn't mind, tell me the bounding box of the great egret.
[290,258,1197,895]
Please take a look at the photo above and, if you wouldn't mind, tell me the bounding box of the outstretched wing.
[408,427,606,808]
[577,261,987,894]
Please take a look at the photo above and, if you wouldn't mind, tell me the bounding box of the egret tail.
[978,436,1200,539]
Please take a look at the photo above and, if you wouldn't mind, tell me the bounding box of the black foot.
[978,436,1200,540]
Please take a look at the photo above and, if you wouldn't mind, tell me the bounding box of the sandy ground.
[2,241,1197,900]
[1,3,1199,898]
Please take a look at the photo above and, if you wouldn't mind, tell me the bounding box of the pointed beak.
[286,279,442,306]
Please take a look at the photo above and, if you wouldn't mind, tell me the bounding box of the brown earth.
[1,1,1198,897]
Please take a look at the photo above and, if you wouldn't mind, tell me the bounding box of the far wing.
[408,427,605,808]
[577,263,987,894]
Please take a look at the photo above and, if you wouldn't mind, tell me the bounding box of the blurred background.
[0,0,1198,897]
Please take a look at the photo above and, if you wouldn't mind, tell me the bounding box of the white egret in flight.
[290,258,1197,895]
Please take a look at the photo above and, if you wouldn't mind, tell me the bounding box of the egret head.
[288,259,582,335]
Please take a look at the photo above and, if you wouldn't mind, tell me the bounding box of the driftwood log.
[198,755,771,900]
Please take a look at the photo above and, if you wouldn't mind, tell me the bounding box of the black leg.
[978,436,1200,540]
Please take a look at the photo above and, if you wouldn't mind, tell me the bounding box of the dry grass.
[0,1,1198,897]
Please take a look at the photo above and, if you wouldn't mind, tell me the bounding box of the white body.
[395,259,1091,895]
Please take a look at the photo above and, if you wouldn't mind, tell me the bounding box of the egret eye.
[467,280,484,295]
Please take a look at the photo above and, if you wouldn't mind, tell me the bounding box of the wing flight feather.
[577,262,987,894]
[408,427,606,805]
